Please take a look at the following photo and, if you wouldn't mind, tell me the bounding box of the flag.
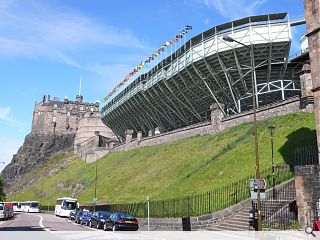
[185,25,192,30]
[176,34,183,38]
[161,45,167,49]
[180,30,187,34]
[166,41,171,46]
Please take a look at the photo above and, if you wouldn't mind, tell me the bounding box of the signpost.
[250,179,267,200]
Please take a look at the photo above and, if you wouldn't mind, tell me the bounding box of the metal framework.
[101,13,302,140]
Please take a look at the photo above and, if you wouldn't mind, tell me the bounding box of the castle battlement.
[32,94,100,135]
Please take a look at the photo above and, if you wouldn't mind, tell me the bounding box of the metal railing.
[81,164,293,218]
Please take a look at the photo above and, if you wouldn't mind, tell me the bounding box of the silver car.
[0,204,9,220]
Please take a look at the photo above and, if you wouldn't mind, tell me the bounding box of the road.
[0,212,310,240]
[0,212,94,231]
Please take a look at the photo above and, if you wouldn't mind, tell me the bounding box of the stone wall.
[108,96,312,153]
[295,165,320,227]
[31,95,100,135]
[136,196,251,231]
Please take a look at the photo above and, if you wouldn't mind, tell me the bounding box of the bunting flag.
[102,25,192,102]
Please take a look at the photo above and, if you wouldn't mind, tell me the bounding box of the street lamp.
[267,125,276,199]
[94,154,99,212]
[223,35,262,231]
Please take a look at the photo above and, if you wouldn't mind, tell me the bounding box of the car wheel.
[96,222,100,229]
[112,224,117,232]
[103,223,107,231]
[89,221,92,228]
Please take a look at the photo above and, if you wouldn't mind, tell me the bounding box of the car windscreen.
[63,201,77,210]
[0,206,3,210]
[120,213,135,219]
[99,212,111,218]
[31,202,39,208]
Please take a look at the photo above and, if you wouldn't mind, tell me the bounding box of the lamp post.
[222,35,262,231]
[267,125,276,199]
[94,154,98,212]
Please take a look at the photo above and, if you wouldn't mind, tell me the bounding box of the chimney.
[48,94,50,101]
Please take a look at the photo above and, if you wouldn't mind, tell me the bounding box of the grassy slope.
[11,112,316,205]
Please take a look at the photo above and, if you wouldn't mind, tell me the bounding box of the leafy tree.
[0,175,5,201]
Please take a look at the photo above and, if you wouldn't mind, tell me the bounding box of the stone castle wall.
[108,96,312,153]
[31,95,117,161]
[31,95,100,135]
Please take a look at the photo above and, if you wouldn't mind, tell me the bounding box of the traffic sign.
[250,179,267,200]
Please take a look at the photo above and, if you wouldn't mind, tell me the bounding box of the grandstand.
[101,13,302,141]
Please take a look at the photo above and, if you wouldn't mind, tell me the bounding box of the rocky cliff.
[1,133,75,186]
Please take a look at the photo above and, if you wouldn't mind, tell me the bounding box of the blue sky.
[0,0,305,171]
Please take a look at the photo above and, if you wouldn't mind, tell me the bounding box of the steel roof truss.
[164,78,203,121]
[216,53,240,113]
[191,63,227,115]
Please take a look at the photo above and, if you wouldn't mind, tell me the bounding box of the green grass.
[8,112,316,206]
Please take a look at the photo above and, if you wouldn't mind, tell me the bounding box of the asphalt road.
[0,212,93,231]
[0,212,310,240]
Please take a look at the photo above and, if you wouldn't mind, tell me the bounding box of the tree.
[0,175,5,201]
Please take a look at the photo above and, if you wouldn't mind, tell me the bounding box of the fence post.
[147,196,150,231]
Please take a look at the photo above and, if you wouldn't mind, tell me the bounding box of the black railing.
[81,164,293,218]
[294,146,318,166]
[252,179,298,230]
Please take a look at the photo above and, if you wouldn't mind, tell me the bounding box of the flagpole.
[79,76,82,96]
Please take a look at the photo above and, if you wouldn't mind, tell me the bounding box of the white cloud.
[0,137,22,173]
[203,0,268,20]
[0,106,26,129]
[0,0,150,65]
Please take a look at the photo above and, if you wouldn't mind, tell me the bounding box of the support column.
[295,165,320,226]
[299,62,314,111]
[125,129,134,144]
[304,0,320,161]
[137,131,143,144]
[94,131,100,148]
[210,103,225,133]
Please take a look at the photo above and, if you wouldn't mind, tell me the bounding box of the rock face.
[1,133,75,185]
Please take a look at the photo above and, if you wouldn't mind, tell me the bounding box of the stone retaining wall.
[108,97,312,154]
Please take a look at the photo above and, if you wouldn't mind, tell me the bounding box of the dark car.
[80,212,92,225]
[104,213,139,231]
[75,210,86,224]
[89,211,112,229]
[69,210,77,220]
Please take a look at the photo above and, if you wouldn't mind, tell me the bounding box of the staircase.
[208,201,252,231]
[208,179,296,231]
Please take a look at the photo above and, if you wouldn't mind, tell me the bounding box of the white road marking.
[36,214,50,231]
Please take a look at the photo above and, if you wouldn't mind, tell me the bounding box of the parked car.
[69,210,77,220]
[80,212,92,225]
[104,213,139,231]
[75,210,86,224]
[0,204,9,220]
[89,211,112,229]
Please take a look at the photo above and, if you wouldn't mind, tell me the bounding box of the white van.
[0,204,9,220]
